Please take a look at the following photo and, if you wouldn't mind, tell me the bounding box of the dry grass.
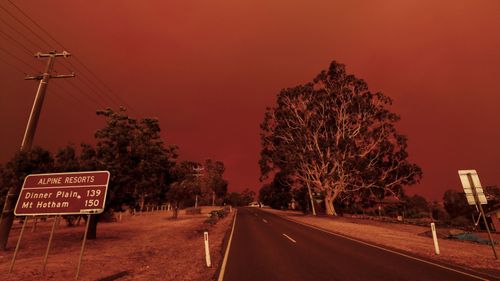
[263,209,500,275]
[0,207,234,281]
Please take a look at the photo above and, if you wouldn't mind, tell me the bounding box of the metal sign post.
[75,214,91,280]
[9,216,29,273]
[42,216,59,275]
[458,170,498,260]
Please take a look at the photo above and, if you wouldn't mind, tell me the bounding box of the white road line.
[262,219,268,223]
[282,233,296,243]
[217,210,237,281]
[286,218,489,281]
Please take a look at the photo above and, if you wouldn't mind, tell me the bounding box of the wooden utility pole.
[0,51,74,251]
[306,183,316,216]
[193,166,204,208]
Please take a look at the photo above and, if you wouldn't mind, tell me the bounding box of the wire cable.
[0,2,115,114]
[50,82,98,113]
[69,57,138,114]
[0,55,30,75]
[0,16,43,51]
[6,0,65,52]
[62,79,110,110]
[0,29,36,56]
[6,0,140,116]
[0,46,38,72]
[0,3,53,50]
[57,60,122,108]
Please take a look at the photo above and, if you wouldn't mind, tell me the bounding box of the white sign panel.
[458,170,487,205]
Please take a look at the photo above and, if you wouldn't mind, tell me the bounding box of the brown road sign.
[14,171,110,216]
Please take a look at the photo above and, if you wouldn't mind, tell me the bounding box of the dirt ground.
[0,207,234,281]
[263,208,500,276]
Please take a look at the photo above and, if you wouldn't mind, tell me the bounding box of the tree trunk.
[172,203,179,219]
[0,188,17,251]
[139,194,145,211]
[0,213,14,251]
[324,195,337,216]
[87,214,99,240]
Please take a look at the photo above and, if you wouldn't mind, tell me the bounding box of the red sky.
[1,1,499,201]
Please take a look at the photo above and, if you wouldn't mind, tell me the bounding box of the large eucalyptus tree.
[260,61,422,215]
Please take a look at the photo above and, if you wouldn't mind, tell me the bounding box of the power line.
[62,79,109,110]
[50,83,97,113]
[57,60,122,108]
[0,28,35,56]
[0,3,53,49]
[53,60,123,111]
[5,0,140,116]
[0,36,98,111]
[0,46,38,72]
[0,55,29,75]
[0,16,43,51]
[0,22,116,113]
[70,56,138,114]
[44,86,76,109]
[6,0,64,51]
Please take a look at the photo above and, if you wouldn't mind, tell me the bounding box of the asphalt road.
[221,207,496,281]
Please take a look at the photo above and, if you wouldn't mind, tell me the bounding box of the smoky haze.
[1,0,499,200]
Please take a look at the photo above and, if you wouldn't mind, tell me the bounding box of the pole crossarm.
[25,51,74,80]
[25,73,75,80]
[35,51,71,58]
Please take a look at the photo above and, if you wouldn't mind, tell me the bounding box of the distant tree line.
[224,188,256,207]
[260,178,500,227]
[0,108,229,241]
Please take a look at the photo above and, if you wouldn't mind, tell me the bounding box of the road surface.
[221,207,496,281]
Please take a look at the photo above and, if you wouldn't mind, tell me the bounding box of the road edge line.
[217,209,237,281]
[282,233,297,243]
[279,215,491,281]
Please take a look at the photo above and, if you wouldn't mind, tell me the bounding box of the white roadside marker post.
[204,232,211,267]
[430,222,440,255]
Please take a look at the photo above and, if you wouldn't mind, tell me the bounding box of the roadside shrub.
[209,209,227,218]
[63,215,79,226]
[205,208,229,225]
[101,209,117,222]
[448,215,473,228]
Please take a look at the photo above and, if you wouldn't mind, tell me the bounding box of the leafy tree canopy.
[260,61,422,215]
[94,108,178,211]
[259,172,292,210]
[442,189,475,220]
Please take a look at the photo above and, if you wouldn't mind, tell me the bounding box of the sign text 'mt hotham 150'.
[14,171,110,216]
